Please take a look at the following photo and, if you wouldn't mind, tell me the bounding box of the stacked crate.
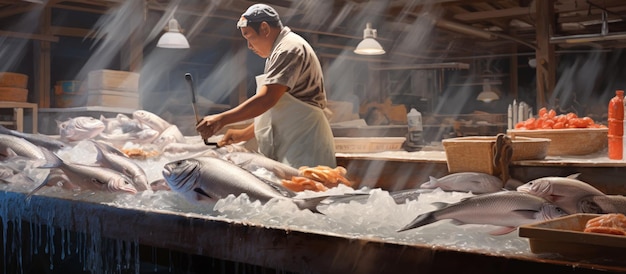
[0,72,28,102]
[86,69,140,109]
[54,80,85,107]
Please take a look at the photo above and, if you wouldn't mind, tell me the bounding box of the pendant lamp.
[157,18,190,49]
[354,23,385,55]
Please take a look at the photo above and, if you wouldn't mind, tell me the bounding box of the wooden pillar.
[34,6,52,108]
[121,0,144,73]
[535,0,556,109]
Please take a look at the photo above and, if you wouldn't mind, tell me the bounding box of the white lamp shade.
[354,38,385,55]
[354,23,385,55]
[476,79,500,102]
[157,19,190,49]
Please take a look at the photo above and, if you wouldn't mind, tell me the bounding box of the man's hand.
[196,115,224,140]
[218,125,255,147]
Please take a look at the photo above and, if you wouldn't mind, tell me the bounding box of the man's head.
[237,4,283,58]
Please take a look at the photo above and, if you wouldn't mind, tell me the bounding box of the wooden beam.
[454,0,626,22]
[0,30,59,42]
[535,0,556,109]
[33,6,52,109]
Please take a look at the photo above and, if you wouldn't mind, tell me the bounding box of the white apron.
[253,74,336,168]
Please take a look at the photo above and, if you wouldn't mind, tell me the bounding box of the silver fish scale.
[430,191,563,227]
[164,157,289,203]
[0,134,45,160]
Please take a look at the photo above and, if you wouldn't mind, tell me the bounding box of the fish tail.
[397,212,439,232]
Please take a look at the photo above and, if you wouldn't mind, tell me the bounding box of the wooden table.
[0,101,38,133]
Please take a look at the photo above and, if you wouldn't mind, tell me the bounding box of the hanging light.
[157,18,190,49]
[354,23,385,55]
[477,78,500,102]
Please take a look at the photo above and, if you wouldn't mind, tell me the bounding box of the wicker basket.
[0,72,28,88]
[507,128,607,156]
[442,135,550,174]
[0,87,28,102]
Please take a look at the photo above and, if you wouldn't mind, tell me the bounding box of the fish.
[398,191,568,235]
[0,134,46,160]
[149,178,171,191]
[90,140,150,191]
[162,142,216,155]
[29,148,137,196]
[151,125,185,149]
[96,128,160,146]
[58,116,106,142]
[132,110,172,133]
[516,173,605,214]
[0,125,67,151]
[578,195,626,214]
[162,156,327,211]
[419,172,505,194]
[221,152,300,180]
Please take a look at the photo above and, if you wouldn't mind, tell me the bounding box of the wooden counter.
[337,150,626,195]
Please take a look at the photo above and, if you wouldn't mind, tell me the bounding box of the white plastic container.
[407,108,423,143]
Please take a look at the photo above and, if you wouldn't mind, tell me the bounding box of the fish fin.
[578,198,604,214]
[431,202,449,209]
[488,226,517,236]
[26,170,57,200]
[193,187,213,199]
[567,173,581,179]
[397,212,438,232]
[37,147,63,169]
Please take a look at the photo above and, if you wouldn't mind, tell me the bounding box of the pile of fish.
[1,110,625,237]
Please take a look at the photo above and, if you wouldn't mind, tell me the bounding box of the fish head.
[539,203,568,221]
[106,176,137,194]
[517,179,553,198]
[162,158,202,193]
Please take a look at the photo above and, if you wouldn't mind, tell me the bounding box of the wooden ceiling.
[2,0,626,63]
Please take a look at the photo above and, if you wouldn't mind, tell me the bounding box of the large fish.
[90,140,150,191]
[29,148,137,196]
[419,172,505,194]
[578,195,626,214]
[221,152,300,180]
[162,156,327,211]
[132,110,172,133]
[0,125,67,151]
[58,116,105,142]
[398,191,567,235]
[0,134,46,160]
[516,173,605,214]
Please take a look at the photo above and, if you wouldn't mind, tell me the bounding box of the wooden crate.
[86,90,140,109]
[0,87,28,102]
[0,72,28,88]
[87,69,139,92]
[519,213,626,260]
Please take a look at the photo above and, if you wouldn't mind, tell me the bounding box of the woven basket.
[0,87,28,102]
[0,72,28,88]
[442,135,550,174]
[507,128,608,156]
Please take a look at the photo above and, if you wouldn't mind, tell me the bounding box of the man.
[196,3,336,168]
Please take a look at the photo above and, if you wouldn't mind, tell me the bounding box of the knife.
[184,73,218,146]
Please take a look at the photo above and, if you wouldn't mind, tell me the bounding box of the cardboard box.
[87,69,139,92]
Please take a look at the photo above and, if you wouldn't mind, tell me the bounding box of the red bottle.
[608,89,624,160]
